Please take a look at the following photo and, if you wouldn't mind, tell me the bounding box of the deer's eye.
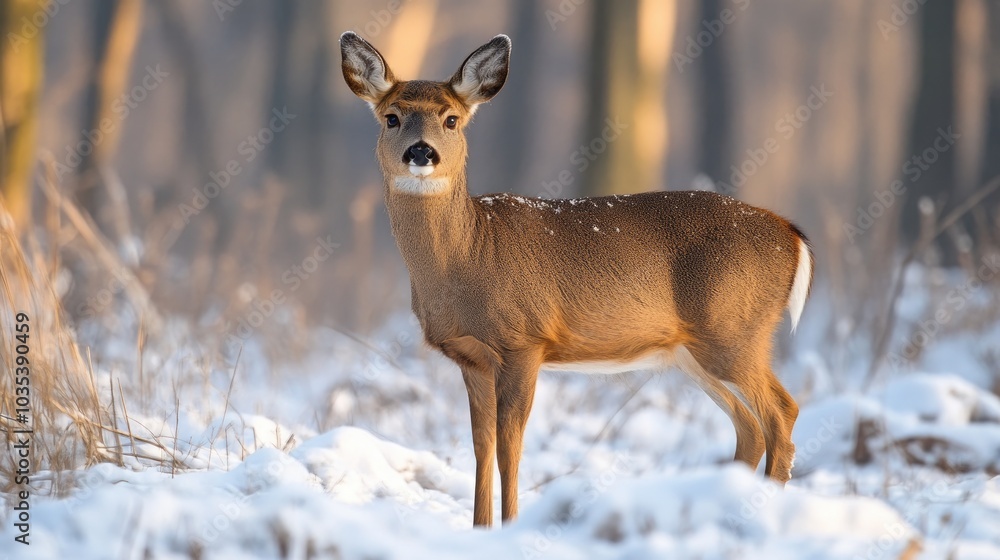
[445,116,458,129]
[386,114,400,128]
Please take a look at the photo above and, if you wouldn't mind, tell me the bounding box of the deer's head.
[340,32,510,195]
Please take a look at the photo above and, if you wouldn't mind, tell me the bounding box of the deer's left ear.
[449,35,511,110]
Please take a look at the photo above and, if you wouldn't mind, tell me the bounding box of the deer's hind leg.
[685,337,798,485]
[723,362,798,484]
[675,347,766,470]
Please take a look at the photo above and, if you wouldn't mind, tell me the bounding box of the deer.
[340,31,813,528]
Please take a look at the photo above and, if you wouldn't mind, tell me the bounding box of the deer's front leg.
[461,365,497,527]
[494,351,541,524]
[443,336,502,527]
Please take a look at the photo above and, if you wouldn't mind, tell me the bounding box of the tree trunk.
[76,0,143,232]
[900,0,956,254]
[0,0,45,230]
[493,0,538,192]
[264,2,332,208]
[696,0,732,188]
[581,0,674,196]
[153,0,218,199]
[977,0,1000,248]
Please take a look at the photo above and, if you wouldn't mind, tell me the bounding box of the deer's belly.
[540,350,677,375]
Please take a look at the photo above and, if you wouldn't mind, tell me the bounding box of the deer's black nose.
[403,142,438,167]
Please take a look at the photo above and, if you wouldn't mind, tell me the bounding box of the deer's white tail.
[787,237,812,333]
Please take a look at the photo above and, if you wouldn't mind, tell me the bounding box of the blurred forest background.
[1,0,998,358]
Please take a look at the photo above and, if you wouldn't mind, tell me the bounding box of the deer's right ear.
[340,31,395,107]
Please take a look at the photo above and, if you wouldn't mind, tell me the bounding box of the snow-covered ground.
[3,281,1000,559]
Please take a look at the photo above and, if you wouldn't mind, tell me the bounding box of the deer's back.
[460,191,803,355]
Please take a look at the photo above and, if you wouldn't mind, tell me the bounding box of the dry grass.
[1,157,384,506]
[865,176,1000,388]
[0,188,193,501]
[0,166,337,505]
[0,203,111,499]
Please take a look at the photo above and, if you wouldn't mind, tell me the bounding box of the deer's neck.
[384,173,480,283]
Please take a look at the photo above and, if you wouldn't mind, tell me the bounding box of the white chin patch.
[409,165,435,177]
[393,175,450,196]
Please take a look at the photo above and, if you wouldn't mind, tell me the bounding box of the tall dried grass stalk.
[37,158,162,332]
[0,204,113,499]
[865,174,1000,388]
